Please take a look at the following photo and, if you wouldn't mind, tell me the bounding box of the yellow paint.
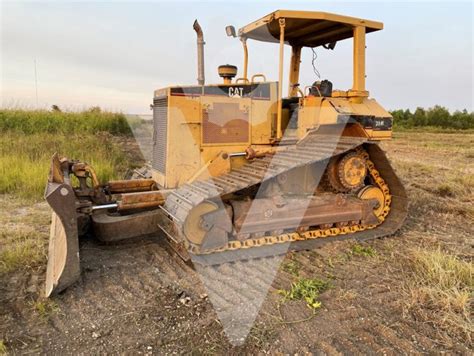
[358,185,386,217]
[352,26,367,93]
[241,38,248,80]
[187,151,231,183]
[151,10,393,188]
[342,155,367,187]
[288,46,302,97]
[276,18,286,139]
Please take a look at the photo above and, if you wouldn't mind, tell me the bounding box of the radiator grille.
[152,96,168,174]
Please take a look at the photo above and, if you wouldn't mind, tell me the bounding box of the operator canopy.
[238,10,383,48]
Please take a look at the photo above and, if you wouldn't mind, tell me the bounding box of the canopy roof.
[238,10,383,48]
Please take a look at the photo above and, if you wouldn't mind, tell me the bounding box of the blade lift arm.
[48,154,167,214]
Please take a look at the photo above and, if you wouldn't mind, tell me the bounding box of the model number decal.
[374,119,385,127]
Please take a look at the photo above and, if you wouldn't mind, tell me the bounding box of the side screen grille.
[152,96,168,174]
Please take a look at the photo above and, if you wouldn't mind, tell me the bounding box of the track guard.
[44,180,80,297]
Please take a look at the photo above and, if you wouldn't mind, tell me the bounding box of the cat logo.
[228,87,244,98]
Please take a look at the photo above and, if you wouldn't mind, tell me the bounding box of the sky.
[1,0,472,114]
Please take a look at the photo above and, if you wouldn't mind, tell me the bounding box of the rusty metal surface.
[44,181,80,297]
[44,157,162,296]
[48,153,65,184]
[230,195,377,235]
[117,190,167,211]
[92,210,162,242]
[71,162,100,188]
[107,179,157,194]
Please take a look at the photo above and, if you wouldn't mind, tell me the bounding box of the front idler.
[183,201,232,252]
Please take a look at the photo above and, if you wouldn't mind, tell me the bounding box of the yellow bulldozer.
[45,10,407,297]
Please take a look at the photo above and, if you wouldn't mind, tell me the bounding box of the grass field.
[0,109,141,201]
[0,109,142,273]
[0,109,472,353]
[0,108,134,135]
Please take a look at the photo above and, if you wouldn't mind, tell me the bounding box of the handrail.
[235,78,250,84]
[251,73,267,83]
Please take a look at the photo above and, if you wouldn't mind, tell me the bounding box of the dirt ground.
[0,131,472,354]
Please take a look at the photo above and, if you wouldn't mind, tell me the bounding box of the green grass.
[0,108,138,135]
[278,278,330,310]
[349,244,377,257]
[33,299,60,318]
[0,108,140,275]
[393,126,474,134]
[0,132,133,200]
[0,340,6,355]
[282,260,301,276]
[0,229,47,274]
[0,109,139,201]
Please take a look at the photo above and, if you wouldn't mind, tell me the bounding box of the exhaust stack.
[193,20,205,86]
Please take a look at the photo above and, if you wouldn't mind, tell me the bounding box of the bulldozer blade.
[45,181,80,297]
[92,209,162,242]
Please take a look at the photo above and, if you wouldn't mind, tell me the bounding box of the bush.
[391,106,474,130]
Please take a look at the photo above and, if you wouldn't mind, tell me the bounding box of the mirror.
[225,25,236,37]
[323,42,337,50]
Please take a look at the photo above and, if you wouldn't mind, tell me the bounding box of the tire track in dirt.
[195,256,284,345]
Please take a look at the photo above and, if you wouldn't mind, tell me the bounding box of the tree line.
[390,106,473,130]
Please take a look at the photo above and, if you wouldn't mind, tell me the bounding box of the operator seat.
[309,79,333,97]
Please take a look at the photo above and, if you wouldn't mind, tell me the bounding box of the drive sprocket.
[327,151,367,192]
